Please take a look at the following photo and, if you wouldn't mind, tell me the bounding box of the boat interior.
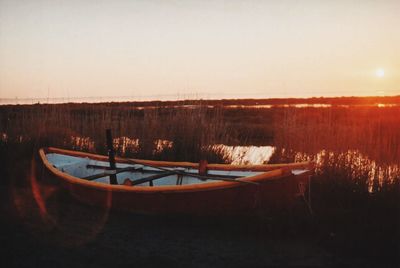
[46,153,308,187]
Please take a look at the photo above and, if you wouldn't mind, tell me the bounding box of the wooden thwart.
[130,171,175,186]
[86,164,241,179]
[82,166,142,181]
[82,163,258,185]
[125,159,259,186]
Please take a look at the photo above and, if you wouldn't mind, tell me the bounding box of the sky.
[0,0,399,101]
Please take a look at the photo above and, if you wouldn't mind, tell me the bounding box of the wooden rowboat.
[39,147,314,215]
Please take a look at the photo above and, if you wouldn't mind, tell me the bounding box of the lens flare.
[10,156,113,247]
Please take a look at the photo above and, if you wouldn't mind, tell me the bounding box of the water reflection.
[209,144,275,165]
[67,136,276,165]
[115,137,139,154]
[1,132,27,143]
[2,132,397,192]
[290,149,399,192]
[1,133,7,141]
[377,103,398,108]
[223,103,399,109]
[154,139,173,154]
[70,136,95,151]
[67,136,399,188]
[68,136,175,155]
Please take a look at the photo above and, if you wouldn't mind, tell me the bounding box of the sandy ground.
[0,181,398,268]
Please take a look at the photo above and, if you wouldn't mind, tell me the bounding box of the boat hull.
[39,147,312,215]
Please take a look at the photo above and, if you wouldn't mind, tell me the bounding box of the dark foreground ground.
[1,174,399,268]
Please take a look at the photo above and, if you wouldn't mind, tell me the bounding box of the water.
[209,144,275,165]
[64,136,400,190]
[1,130,398,191]
[67,136,275,165]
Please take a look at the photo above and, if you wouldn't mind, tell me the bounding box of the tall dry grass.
[272,106,400,164]
[1,102,399,166]
[0,103,235,162]
[268,106,400,193]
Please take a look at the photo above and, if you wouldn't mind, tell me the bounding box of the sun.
[376,68,385,78]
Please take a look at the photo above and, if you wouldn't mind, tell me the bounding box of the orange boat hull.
[39,147,312,215]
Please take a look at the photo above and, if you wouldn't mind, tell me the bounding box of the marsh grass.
[272,106,400,163]
[0,102,235,162]
[1,102,399,191]
[267,106,400,193]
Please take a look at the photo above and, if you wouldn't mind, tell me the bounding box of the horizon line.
[1,94,400,106]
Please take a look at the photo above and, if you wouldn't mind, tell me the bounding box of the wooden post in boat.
[106,129,118,185]
[199,159,208,176]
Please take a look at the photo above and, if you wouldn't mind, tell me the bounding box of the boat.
[39,147,314,215]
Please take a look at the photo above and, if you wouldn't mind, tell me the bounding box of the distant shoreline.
[1,95,399,107]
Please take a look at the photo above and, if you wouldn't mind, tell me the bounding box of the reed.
[1,102,399,191]
[0,102,235,162]
[271,106,400,164]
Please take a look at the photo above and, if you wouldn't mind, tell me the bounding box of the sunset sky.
[1,0,399,101]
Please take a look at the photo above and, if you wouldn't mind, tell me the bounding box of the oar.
[87,164,241,179]
[84,161,259,185]
[130,171,175,186]
[126,159,259,186]
[82,166,142,181]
